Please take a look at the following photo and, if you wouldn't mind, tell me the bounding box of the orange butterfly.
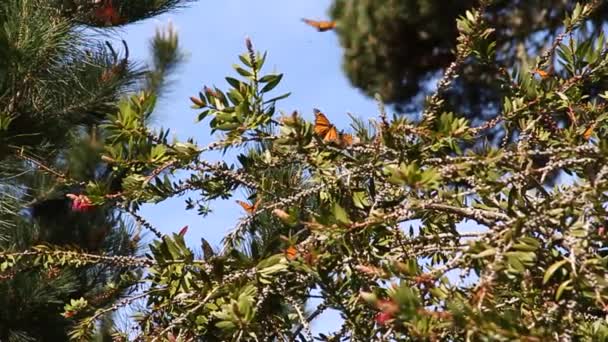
[237,198,261,214]
[284,245,298,261]
[302,18,336,32]
[314,109,339,142]
[532,68,550,79]
[339,132,354,147]
[583,124,595,140]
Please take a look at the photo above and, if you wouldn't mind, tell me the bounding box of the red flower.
[375,299,398,325]
[375,311,393,325]
[94,0,123,26]
[66,194,95,212]
[376,299,399,314]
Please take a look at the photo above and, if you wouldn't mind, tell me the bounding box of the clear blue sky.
[119,0,380,334]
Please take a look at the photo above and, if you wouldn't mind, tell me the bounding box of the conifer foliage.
[330,0,608,118]
[0,0,190,340]
[3,1,608,341]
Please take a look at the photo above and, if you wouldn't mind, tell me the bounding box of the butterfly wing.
[302,18,319,28]
[302,18,335,32]
[583,124,595,140]
[251,198,262,212]
[237,200,254,213]
[201,238,215,260]
[314,110,332,136]
[319,21,336,31]
[324,126,339,142]
[532,68,549,79]
[237,199,261,213]
[285,246,298,261]
[340,133,353,146]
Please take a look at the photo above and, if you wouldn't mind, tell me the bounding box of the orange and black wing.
[583,124,595,140]
[236,200,252,213]
[302,18,336,32]
[314,109,331,135]
[314,109,338,142]
[340,133,353,146]
[284,246,298,260]
[237,198,261,214]
[324,127,339,142]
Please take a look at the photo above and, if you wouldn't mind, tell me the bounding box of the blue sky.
[121,0,378,246]
[118,0,380,334]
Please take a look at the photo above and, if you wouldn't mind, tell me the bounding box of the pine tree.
[0,0,188,340]
[329,0,608,120]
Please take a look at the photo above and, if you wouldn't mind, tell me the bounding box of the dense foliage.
[0,0,189,340]
[330,0,608,119]
[3,1,608,341]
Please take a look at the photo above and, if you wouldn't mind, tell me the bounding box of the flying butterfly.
[314,109,339,142]
[237,198,261,214]
[302,18,336,32]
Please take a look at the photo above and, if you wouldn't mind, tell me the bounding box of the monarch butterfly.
[237,198,261,214]
[583,123,595,140]
[302,18,336,32]
[284,246,298,261]
[201,238,215,260]
[339,132,354,147]
[532,68,550,79]
[314,109,339,142]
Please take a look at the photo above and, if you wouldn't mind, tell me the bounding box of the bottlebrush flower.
[375,299,398,325]
[375,311,393,325]
[66,194,95,212]
[94,0,123,26]
[62,311,75,318]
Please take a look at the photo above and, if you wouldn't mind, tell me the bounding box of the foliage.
[330,0,608,120]
[0,0,191,340]
[4,1,608,341]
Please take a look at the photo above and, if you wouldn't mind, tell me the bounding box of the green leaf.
[261,74,283,93]
[472,248,496,259]
[233,65,253,77]
[352,191,370,209]
[258,263,287,275]
[256,254,282,269]
[263,92,291,104]
[216,320,236,330]
[238,53,252,67]
[256,51,267,70]
[258,74,277,83]
[555,279,572,300]
[333,203,351,224]
[543,259,568,285]
[226,77,243,90]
